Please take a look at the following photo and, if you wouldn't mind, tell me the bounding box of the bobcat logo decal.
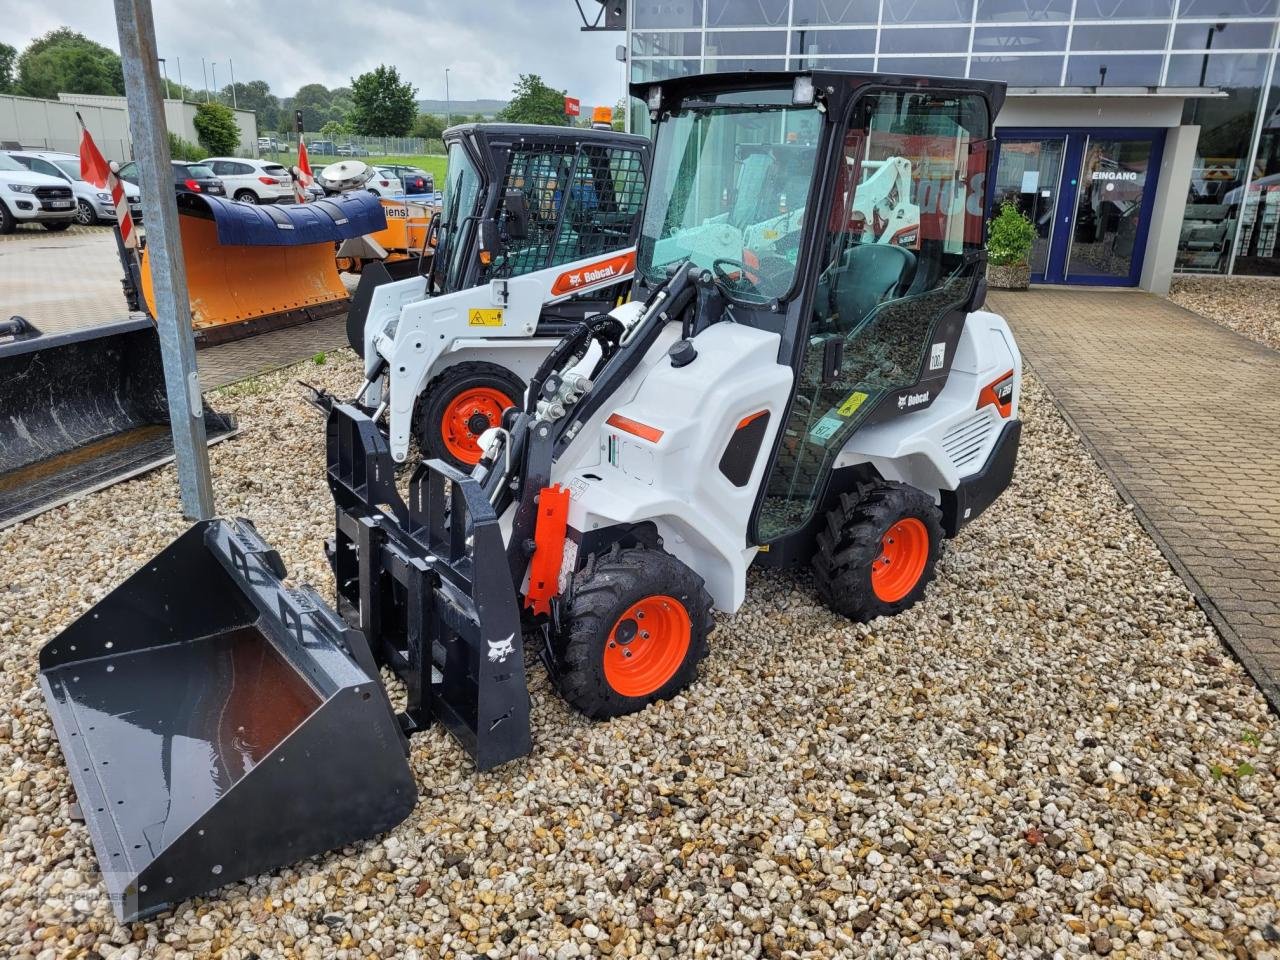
[487,632,515,663]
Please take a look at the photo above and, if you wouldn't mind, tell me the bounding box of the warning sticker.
[468,308,504,327]
[838,391,869,417]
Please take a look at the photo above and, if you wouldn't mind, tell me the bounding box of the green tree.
[500,74,569,126]
[612,98,626,132]
[16,28,125,99]
[411,113,445,139]
[350,65,417,136]
[221,79,280,130]
[193,101,240,155]
[319,118,351,139]
[0,42,16,93]
[290,83,334,131]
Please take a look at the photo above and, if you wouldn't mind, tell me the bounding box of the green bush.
[986,201,1035,267]
[167,132,206,161]
[192,101,240,155]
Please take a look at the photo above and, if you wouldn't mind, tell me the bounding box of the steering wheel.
[713,255,793,298]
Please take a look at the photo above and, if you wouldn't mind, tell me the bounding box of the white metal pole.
[229,59,238,108]
[201,57,209,101]
[114,0,215,520]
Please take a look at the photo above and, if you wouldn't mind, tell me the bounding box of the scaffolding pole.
[113,0,215,520]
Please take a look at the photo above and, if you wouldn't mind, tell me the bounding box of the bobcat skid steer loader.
[40,70,1021,920]
[345,123,650,469]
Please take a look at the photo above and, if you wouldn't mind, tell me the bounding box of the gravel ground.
[1,351,1277,959]
[1169,276,1280,352]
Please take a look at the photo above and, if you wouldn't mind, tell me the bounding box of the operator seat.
[834,242,917,332]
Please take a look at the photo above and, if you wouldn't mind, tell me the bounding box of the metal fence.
[1,136,134,161]
[256,134,446,160]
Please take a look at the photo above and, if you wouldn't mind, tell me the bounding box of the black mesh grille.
[487,139,647,282]
[35,186,73,201]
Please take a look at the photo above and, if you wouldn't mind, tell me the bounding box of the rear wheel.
[416,362,524,470]
[43,222,71,232]
[812,482,943,622]
[234,190,259,204]
[550,547,713,720]
[75,199,98,225]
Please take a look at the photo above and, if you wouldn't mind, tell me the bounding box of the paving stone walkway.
[991,287,1280,712]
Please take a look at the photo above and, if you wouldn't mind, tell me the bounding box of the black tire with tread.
[549,547,714,720]
[0,202,16,234]
[415,361,525,470]
[76,199,98,225]
[812,481,943,622]
[234,190,259,204]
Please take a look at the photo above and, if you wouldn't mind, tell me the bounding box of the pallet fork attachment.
[324,403,532,770]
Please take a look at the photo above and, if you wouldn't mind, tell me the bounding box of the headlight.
[792,75,816,106]
[647,85,663,111]
[97,192,112,201]
[8,183,37,194]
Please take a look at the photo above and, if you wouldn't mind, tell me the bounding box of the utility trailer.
[42,70,1022,920]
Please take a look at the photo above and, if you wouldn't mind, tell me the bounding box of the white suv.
[204,157,295,204]
[0,152,76,232]
[5,150,143,226]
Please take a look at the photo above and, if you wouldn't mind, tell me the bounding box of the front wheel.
[75,199,98,225]
[415,362,525,470]
[812,482,944,622]
[549,547,714,720]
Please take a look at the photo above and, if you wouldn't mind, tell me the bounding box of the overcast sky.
[3,1,627,108]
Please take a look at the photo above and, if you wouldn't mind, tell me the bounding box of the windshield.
[51,158,82,180]
[636,94,821,304]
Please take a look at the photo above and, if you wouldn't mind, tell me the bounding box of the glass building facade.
[627,0,1280,276]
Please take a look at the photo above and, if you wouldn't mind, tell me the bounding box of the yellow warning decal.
[757,544,770,553]
[838,391,869,417]
[468,308,504,327]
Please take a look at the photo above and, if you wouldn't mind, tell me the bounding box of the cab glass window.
[758,89,991,542]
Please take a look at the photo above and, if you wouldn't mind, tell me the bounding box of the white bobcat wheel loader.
[345,123,650,468]
[40,70,1021,921]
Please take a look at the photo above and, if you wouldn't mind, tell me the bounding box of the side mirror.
[502,189,530,240]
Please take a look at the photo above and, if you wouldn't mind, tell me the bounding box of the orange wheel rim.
[440,386,513,464]
[870,517,930,603]
[602,594,691,698]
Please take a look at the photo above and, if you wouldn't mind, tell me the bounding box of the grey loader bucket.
[0,316,237,529]
[38,518,417,921]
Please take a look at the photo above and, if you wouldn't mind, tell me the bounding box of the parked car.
[116,160,226,197]
[310,140,337,156]
[0,152,77,232]
[257,136,286,153]
[5,149,144,226]
[204,157,294,204]
[337,143,370,157]
[379,164,435,196]
[366,167,401,199]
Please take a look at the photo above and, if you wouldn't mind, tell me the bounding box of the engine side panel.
[561,323,793,612]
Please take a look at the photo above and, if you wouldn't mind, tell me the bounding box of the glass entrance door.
[990,137,1066,280]
[992,129,1164,287]
[1065,136,1155,283]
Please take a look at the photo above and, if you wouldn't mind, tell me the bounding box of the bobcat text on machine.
[347,122,650,468]
[40,70,1020,920]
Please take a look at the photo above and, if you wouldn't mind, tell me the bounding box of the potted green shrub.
[986,201,1036,291]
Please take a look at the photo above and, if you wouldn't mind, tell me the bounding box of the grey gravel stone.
[0,351,1276,957]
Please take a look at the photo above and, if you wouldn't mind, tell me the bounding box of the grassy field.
[263,153,447,182]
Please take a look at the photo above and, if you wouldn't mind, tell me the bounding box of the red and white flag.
[79,113,136,248]
[293,135,313,203]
